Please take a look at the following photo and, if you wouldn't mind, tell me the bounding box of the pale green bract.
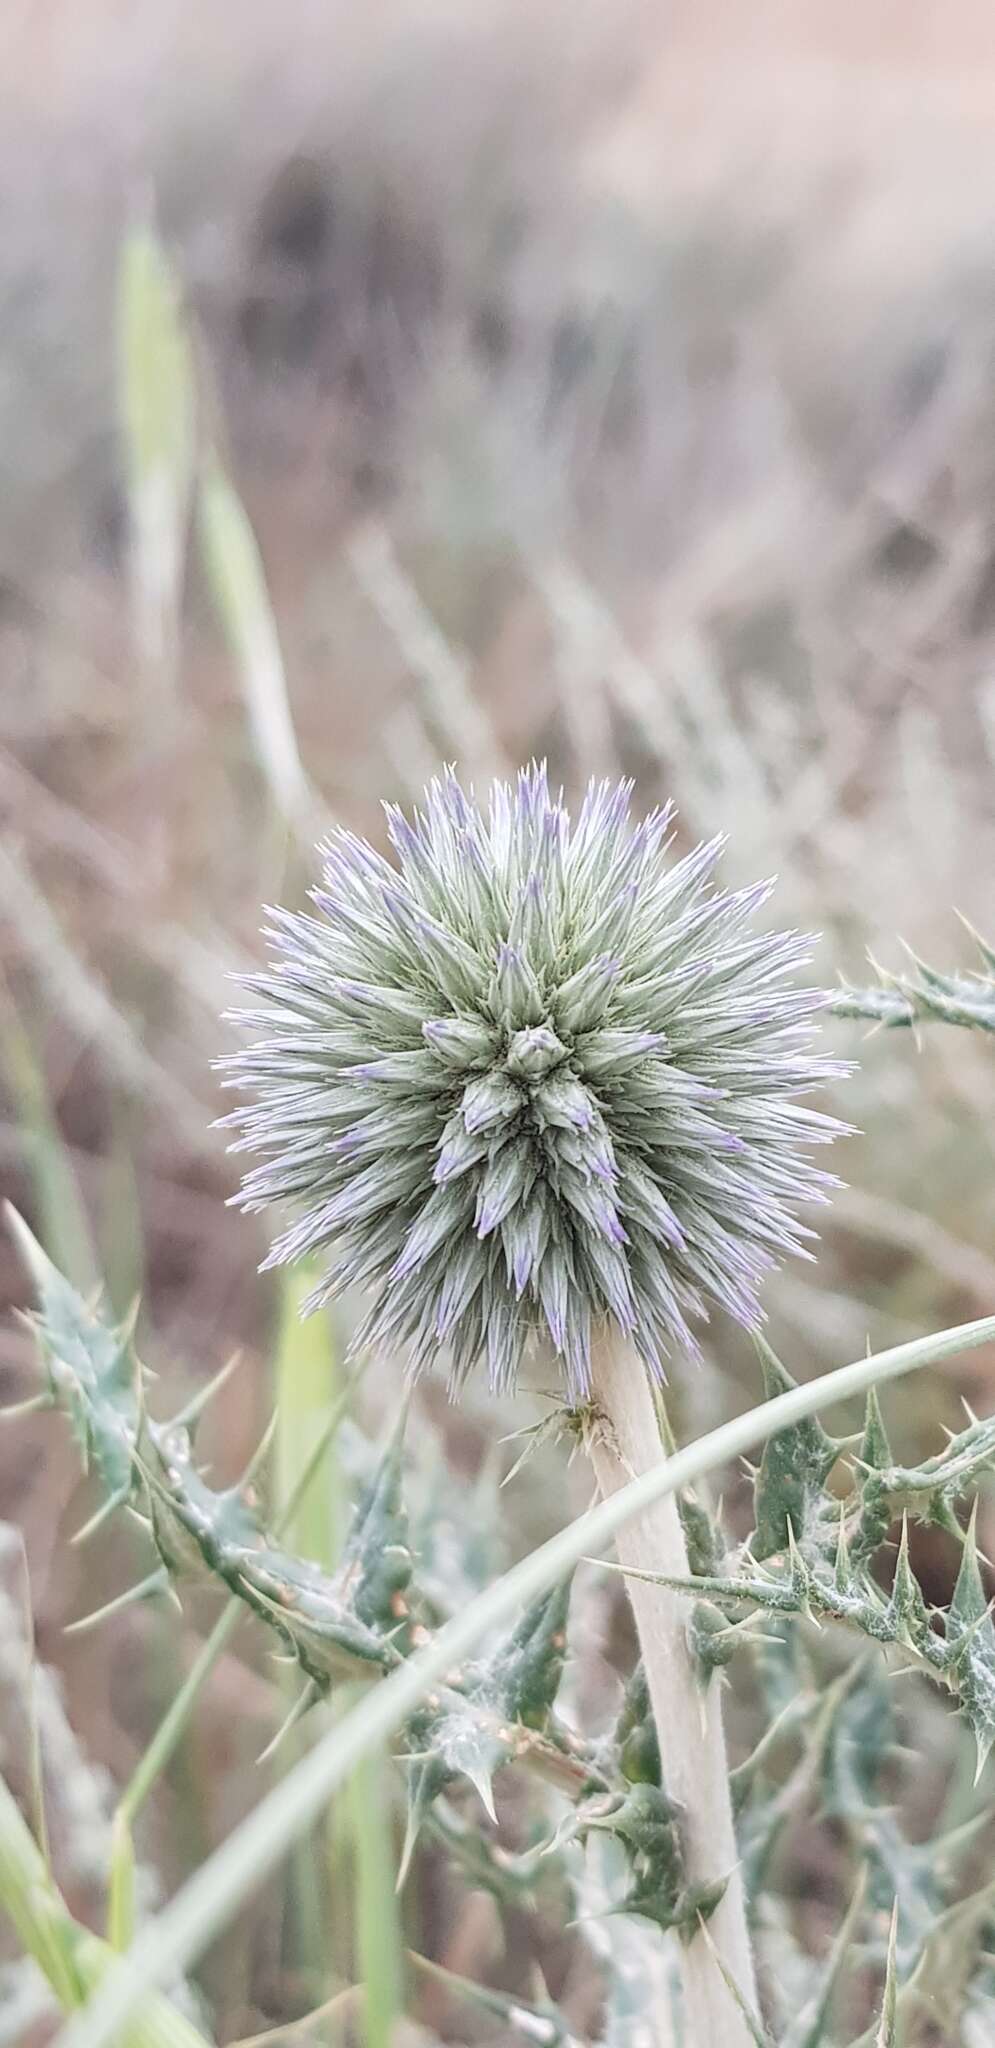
[221,765,846,1393]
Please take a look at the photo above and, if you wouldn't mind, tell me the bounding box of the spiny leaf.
[855,1408,995,1554]
[832,932,995,1035]
[859,1389,892,1471]
[616,1663,660,1788]
[676,1480,725,1577]
[483,1577,573,1730]
[7,1207,138,1501]
[815,1665,976,1991]
[13,1209,398,1685]
[688,1598,741,1681]
[886,1518,931,1646]
[751,1335,840,1560]
[397,1753,448,1891]
[10,1216,614,1894]
[398,1688,517,1881]
[944,1517,995,1779]
[852,1389,894,1559]
[577,1782,724,1937]
[949,1504,989,1640]
[612,1497,995,1776]
[338,1408,414,1640]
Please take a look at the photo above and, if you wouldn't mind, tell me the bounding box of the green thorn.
[64,1566,169,1635]
[397,1764,437,1891]
[859,1386,893,1470]
[784,1517,808,1595]
[170,1350,244,1431]
[256,1677,321,1765]
[4,1201,48,1278]
[954,908,995,971]
[949,1501,991,1638]
[236,1407,279,1492]
[70,1486,131,1547]
[974,1731,994,1787]
[462,1753,498,1826]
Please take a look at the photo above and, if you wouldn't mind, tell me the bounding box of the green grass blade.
[0,977,97,1292]
[273,1276,404,2044]
[48,1306,995,2048]
[348,1756,404,2048]
[0,1775,209,2048]
[273,1272,340,1987]
[197,454,309,826]
[275,1272,342,1567]
[107,1813,136,1954]
[0,1774,82,2008]
[119,1604,245,1831]
[117,223,195,680]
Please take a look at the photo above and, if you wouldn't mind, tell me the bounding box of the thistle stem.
[586,1328,757,2048]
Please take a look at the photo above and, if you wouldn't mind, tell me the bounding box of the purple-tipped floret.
[221,764,848,1397]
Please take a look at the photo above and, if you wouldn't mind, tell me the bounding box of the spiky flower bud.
[220,765,845,1396]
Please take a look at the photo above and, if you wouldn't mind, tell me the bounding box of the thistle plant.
[9,768,995,2048]
[219,764,846,2043]
[10,1211,995,2048]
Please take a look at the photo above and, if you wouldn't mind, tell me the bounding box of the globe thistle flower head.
[221,765,847,1398]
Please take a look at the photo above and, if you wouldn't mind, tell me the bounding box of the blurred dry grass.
[3,3,995,2037]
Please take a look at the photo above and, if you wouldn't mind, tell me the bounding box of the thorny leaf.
[13,1205,995,2041]
[751,1336,841,1561]
[615,1663,660,1789]
[832,931,995,1036]
[337,1407,415,1641]
[577,1782,725,1938]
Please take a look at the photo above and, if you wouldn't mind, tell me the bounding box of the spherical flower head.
[220,765,847,1398]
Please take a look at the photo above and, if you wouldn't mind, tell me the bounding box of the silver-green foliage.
[628,1343,995,1775]
[832,930,995,1034]
[11,1210,995,2042]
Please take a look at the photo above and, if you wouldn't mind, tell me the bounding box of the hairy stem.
[586,1328,757,2048]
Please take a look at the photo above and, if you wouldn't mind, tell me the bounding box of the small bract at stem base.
[585,1328,757,2048]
